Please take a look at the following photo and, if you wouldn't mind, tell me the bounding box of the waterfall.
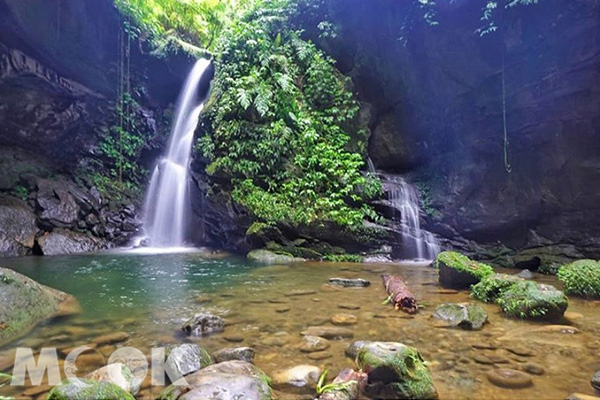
[140,59,211,248]
[388,177,440,261]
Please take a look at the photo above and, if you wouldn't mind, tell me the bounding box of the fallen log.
[381,274,418,314]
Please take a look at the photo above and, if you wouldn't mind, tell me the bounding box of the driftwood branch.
[381,274,418,314]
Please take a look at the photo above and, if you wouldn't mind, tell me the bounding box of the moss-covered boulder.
[164,344,212,380]
[47,378,135,400]
[557,260,600,298]
[432,303,488,330]
[471,273,524,303]
[497,281,568,321]
[84,363,140,395]
[0,267,78,346]
[435,251,493,289]
[247,249,305,264]
[356,342,438,399]
[158,360,271,400]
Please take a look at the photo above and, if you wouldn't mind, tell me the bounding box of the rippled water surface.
[1,251,599,399]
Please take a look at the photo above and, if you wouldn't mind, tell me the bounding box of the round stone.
[523,363,544,375]
[487,369,533,389]
[592,370,600,391]
[331,314,358,326]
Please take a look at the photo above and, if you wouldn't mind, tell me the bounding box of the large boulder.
[432,303,488,330]
[435,251,493,289]
[497,281,568,321]
[0,267,78,346]
[356,341,438,399]
[471,273,524,303]
[0,197,37,256]
[37,229,108,256]
[557,260,600,299]
[247,249,305,264]
[158,360,271,400]
[36,179,81,229]
[47,378,135,400]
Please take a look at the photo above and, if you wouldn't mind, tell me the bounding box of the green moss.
[557,260,600,298]
[324,254,363,263]
[471,273,523,303]
[357,342,437,399]
[538,262,562,276]
[435,251,493,279]
[246,222,271,236]
[47,378,135,400]
[497,281,568,320]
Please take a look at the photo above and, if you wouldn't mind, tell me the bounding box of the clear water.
[1,253,599,400]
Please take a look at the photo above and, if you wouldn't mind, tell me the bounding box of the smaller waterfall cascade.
[388,177,440,261]
[141,59,211,248]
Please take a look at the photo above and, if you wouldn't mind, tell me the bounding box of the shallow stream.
[1,250,599,399]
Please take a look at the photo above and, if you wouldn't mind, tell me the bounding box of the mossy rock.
[247,249,305,264]
[0,267,78,347]
[471,273,524,303]
[47,378,135,400]
[497,281,568,321]
[357,342,438,399]
[434,251,493,289]
[432,303,488,330]
[557,260,600,298]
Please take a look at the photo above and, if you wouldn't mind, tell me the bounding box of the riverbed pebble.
[487,368,533,389]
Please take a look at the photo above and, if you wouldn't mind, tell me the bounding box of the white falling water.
[389,177,440,261]
[141,59,211,248]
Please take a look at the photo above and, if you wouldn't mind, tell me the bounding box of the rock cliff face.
[309,0,600,260]
[0,0,193,255]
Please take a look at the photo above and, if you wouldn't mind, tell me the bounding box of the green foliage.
[323,254,363,263]
[476,0,540,37]
[12,185,28,201]
[434,251,494,280]
[497,281,568,320]
[557,260,600,299]
[198,2,381,227]
[471,273,522,303]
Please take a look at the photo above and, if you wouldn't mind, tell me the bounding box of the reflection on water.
[1,253,599,399]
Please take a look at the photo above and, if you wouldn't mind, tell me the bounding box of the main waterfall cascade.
[140,59,211,248]
[387,176,441,261]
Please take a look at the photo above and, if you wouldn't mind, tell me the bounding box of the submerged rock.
[47,378,135,400]
[247,249,305,264]
[432,303,488,330]
[37,228,108,256]
[164,344,212,379]
[0,267,78,346]
[486,368,533,389]
[301,326,354,339]
[356,341,438,399]
[328,278,371,288]
[299,335,330,353]
[84,363,140,395]
[272,365,321,394]
[516,269,535,280]
[497,281,568,321]
[435,251,493,289]
[182,313,225,336]
[158,361,271,400]
[213,347,255,363]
